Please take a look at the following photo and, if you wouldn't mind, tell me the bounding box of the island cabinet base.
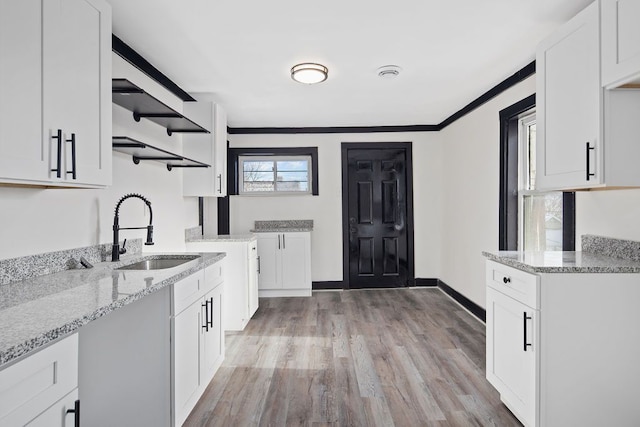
[79,261,225,427]
[486,261,640,427]
[79,287,172,427]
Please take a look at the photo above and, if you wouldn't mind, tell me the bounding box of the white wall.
[575,189,640,247]
[228,132,443,282]
[439,75,536,308]
[0,104,199,260]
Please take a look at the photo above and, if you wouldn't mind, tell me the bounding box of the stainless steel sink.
[116,255,199,271]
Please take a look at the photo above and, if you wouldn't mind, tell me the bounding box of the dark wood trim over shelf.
[112,136,210,171]
[112,35,196,102]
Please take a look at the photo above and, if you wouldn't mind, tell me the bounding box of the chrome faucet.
[112,193,154,262]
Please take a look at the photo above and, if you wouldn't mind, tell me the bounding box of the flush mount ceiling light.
[291,63,328,84]
[377,65,402,79]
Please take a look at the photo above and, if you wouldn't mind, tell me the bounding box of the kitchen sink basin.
[116,255,200,271]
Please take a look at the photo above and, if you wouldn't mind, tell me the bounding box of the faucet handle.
[119,238,127,255]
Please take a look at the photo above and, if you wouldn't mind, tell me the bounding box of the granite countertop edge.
[251,228,313,232]
[186,234,258,243]
[482,251,640,274]
[0,251,226,367]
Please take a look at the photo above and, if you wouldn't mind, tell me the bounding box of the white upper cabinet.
[0,0,111,187]
[602,0,640,87]
[536,2,601,190]
[536,0,640,191]
[183,95,228,197]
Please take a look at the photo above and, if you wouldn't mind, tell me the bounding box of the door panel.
[346,147,410,288]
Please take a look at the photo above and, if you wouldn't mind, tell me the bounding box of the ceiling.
[105,0,592,128]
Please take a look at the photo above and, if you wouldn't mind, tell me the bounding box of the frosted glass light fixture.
[291,63,328,84]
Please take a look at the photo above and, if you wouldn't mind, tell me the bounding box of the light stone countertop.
[482,250,640,274]
[0,252,225,367]
[251,219,314,233]
[186,234,257,243]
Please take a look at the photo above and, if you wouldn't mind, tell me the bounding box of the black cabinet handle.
[66,133,77,179]
[523,312,532,352]
[208,297,214,329]
[278,234,281,250]
[257,255,261,274]
[586,142,595,181]
[51,129,62,178]
[66,399,80,426]
[202,300,210,332]
[217,174,222,193]
[503,276,511,284]
[282,234,285,249]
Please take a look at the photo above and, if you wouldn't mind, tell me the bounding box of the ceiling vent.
[377,65,402,79]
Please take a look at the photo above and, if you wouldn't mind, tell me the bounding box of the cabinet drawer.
[0,334,78,426]
[486,261,539,309]
[203,261,224,294]
[173,270,205,315]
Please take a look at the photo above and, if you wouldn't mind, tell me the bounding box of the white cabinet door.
[201,284,223,386]
[486,287,538,427]
[248,241,259,316]
[536,1,601,190]
[183,98,227,197]
[213,104,227,196]
[0,0,110,187]
[280,232,311,290]
[0,334,78,427]
[43,0,111,187]
[257,233,280,290]
[26,389,78,427]
[602,0,640,87]
[0,0,47,183]
[173,299,202,427]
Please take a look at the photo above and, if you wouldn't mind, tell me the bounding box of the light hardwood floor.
[184,288,521,426]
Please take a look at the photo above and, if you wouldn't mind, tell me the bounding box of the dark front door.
[342,144,413,289]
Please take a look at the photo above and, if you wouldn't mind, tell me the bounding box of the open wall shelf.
[112,136,210,171]
[112,79,209,136]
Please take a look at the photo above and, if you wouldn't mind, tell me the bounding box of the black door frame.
[341,142,415,290]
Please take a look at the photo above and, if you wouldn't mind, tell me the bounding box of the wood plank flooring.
[184,288,521,427]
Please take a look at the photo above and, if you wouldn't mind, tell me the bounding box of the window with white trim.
[518,112,564,251]
[239,155,312,195]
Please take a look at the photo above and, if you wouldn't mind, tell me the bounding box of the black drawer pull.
[66,133,77,180]
[66,399,80,426]
[202,299,210,332]
[586,142,595,181]
[523,312,533,351]
[51,129,62,178]
[503,276,511,284]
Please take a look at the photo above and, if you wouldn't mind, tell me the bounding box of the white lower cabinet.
[486,286,538,426]
[257,232,311,297]
[486,260,640,426]
[173,264,224,427]
[0,333,78,427]
[79,261,224,427]
[185,239,259,331]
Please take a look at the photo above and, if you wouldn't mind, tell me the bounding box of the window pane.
[523,192,563,251]
[277,160,307,172]
[527,123,537,190]
[243,161,273,172]
[239,155,311,195]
